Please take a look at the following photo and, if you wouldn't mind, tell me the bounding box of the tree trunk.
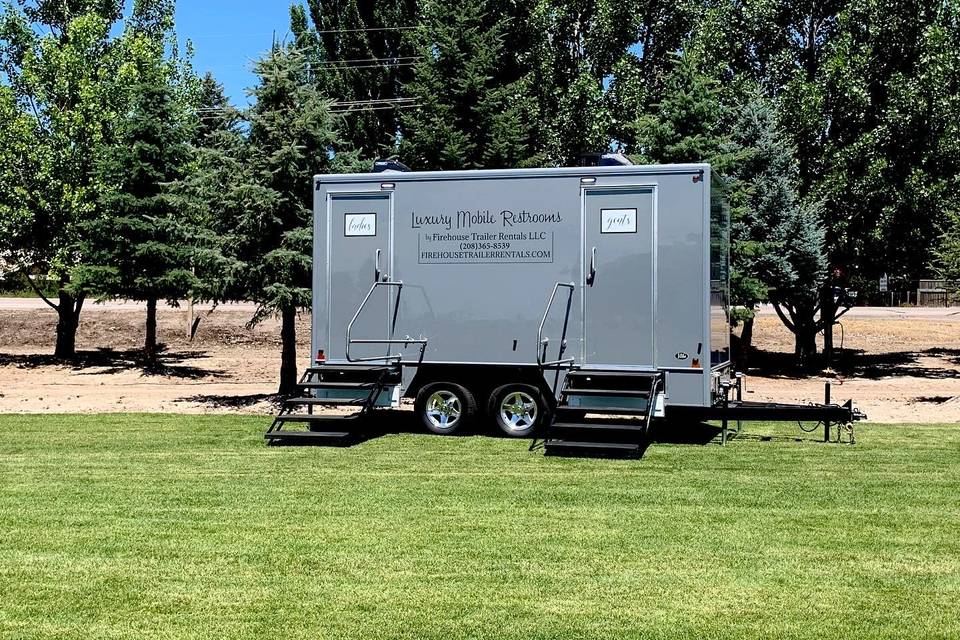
[54,287,84,360]
[145,297,158,366]
[820,282,836,365]
[738,316,754,372]
[279,305,298,396]
[795,319,819,369]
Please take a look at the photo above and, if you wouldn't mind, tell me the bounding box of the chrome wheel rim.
[425,390,461,430]
[499,391,538,433]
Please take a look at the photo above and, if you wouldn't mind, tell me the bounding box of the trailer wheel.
[415,383,476,435]
[489,384,546,438]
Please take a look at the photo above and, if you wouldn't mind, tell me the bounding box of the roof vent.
[576,153,633,167]
[373,158,411,173]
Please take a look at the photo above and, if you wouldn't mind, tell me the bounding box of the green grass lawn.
[1,415,957,639]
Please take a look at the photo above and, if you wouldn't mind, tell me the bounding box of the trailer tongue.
[265,162,864,455]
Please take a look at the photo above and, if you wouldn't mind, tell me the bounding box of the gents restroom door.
[327,193,391,361]
[583,188,655,367]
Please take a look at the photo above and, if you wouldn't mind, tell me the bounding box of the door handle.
[375,249,381,283]
[587,246,597,286]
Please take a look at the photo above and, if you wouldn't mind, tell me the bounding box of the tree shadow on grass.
[0,347,226,380]
[175,392,280,409]
[747,347,960,380]
[235,404,845,455]
[652,420,723,445]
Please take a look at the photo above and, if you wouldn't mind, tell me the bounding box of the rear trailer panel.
[312,164,726,409]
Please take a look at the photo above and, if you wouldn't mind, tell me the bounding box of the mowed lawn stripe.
[1,414,958,639]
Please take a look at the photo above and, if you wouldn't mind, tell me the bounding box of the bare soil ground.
[746,312,960,422]
[0,301,957,422]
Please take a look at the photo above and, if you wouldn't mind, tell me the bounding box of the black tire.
[488,384,547,438]
[415,382,477,435]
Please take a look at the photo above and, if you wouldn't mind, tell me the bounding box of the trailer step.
[265,430,353,444]
[273,413,362,423]
[544,440,640,452]
[306,364,395,373]
[298,381,377,389]
[285,397,366,406]
[562,388,650,397]
[536,371,664,458]
[550,421,646,431]
[268,363,397,446]
[556,406,647,415]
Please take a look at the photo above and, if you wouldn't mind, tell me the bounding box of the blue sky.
[175,1,300,106]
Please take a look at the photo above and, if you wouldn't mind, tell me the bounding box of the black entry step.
[298,381,377,389]
[268,363,397,447]
[551,421,646,432]
[306,364,394,372]
[265,430,352,442]
[562,388,650,397]
[556,406,647,415]
[273,414,360,423]
[545,440,640,452]
[285,397,366,406]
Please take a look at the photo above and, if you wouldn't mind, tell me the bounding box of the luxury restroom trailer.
[266,162,861,454]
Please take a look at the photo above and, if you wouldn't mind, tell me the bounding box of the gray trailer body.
[312,163,730,409]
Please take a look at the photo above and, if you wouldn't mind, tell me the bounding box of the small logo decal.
[675,352,689,361]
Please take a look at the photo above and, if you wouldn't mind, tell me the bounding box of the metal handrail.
[536,282,576,368]
[643,374,664,437]
[346,280,428,363]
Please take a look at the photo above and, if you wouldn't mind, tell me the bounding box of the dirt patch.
[741,316,960,423]
[0,305,310,415]
[1,302,958,423]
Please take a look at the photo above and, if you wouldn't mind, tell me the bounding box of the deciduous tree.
[0,1,126,357]
[0,0,190,358]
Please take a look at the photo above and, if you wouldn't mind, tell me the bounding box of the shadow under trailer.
[266,160,864,457]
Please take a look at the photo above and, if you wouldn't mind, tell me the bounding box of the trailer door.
[583,188,655,367]
[327,193,391,361]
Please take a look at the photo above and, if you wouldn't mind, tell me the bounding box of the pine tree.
[629,54,735,167]
[400,0,538,170]
[726,96,827,367]
[230,45,356,394]
[74,60,197,366]
[194,72,241,145]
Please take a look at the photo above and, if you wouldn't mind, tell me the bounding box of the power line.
[313,26,417,35]
[193,99,421,114]
[185,26,417,40]
[313,56,422,66]
[330,98,416,106]
[205,60,420,72]
[329,103,422,114]
[311,61,419,71]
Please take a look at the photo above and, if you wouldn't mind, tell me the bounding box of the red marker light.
[316,349,326,363]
